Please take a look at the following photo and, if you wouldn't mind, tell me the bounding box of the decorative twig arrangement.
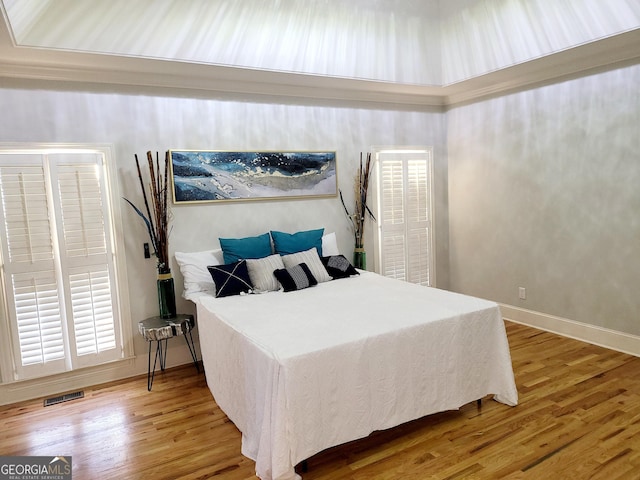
[340,152,375,249]
[124,151,171,274]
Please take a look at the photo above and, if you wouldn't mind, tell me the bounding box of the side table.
[138,313,200,391]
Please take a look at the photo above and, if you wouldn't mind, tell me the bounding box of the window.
[0,146,130,382]
[373,148,435,286]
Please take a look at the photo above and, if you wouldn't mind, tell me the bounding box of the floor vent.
[44,390,84,407]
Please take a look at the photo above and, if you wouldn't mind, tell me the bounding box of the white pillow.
[322,232,340,257]
[174,249,224,299]
[282,247,331,283]
[246,254,285,293]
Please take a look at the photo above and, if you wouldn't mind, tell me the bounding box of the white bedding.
[196,271,518,480]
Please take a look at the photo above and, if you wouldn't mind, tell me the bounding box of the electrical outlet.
[518,287,526,300]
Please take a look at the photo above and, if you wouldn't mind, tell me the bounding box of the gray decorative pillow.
[246,254,285,292]
[282,247,332,283]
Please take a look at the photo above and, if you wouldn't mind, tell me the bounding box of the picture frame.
[169,150,337,203]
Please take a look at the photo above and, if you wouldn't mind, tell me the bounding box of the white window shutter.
[0,164,54,264]
[376,149,434,287]
[380,159,407,280]
[57,162,108,258]
[0,160,68,377]
[50,154,122,368]
[69,268,116,356]
[12,271,65,367]
[0,150,124,380]
[406,159,431,285]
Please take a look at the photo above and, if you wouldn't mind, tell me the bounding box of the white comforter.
[196,272,518,480]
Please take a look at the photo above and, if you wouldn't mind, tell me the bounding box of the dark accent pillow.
[321,255,359,279]
[207,260,254,297]
[271,228,324,256]
[219,233,272,264]
[273,263,318,292]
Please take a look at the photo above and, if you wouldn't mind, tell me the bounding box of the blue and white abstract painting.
[170,151,337,203]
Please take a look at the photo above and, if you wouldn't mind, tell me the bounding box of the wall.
[0,83,446,402]
[447,63,640,336]
[1,61,638,403]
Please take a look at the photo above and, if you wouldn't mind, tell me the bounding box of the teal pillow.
[271,228,324,256]
[219,233,272,264]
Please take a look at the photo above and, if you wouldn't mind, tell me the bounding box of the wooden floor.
[2,321,640,479]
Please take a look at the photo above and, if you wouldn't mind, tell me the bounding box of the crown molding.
[0,57,447,108]
[443,29,640,106]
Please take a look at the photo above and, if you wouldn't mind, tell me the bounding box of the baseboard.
[500,303,640,358]
[0,344,200,406]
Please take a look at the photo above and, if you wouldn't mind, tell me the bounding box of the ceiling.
[0,0,639,107]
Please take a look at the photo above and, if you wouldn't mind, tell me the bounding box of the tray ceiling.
[1,0,639,107]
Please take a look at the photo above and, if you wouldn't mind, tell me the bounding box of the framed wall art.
[169,150,337,203]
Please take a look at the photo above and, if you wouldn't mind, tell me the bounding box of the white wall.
[447,63,640,336]
[1,59,638,402]
[0,83,446,402]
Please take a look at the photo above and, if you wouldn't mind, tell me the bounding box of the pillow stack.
[175,228,358,299]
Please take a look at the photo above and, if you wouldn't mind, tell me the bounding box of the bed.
[176,233,518,480]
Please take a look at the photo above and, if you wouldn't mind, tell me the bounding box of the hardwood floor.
[2,321,640,479]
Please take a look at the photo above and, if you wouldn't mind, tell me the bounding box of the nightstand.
[138,313,199,391]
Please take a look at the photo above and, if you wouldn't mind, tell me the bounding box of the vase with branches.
[340,152,375,269]
[124,151,176,319]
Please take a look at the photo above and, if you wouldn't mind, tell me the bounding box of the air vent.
[44,390,84,407]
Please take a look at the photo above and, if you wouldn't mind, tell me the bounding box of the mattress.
[195,271,518,480]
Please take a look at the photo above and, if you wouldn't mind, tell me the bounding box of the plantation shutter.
[376,149,434,286]
[380,159,407,280]
[0,150,123,380]
[0,155,66,377]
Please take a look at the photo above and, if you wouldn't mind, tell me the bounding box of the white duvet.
[196,271,518,480]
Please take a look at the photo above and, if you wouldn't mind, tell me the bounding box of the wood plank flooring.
[2,321,640,479]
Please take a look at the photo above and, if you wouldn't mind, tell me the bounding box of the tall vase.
[353,247,367,270]
[157,270,177,319]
